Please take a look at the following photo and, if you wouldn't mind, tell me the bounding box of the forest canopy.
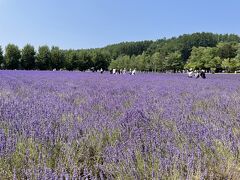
[1,32,240,72]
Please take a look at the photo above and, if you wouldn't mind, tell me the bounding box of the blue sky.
[0,0,239,49]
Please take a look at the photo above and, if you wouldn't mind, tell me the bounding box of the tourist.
[195,70,200,79]
[132,68,136,75]
[200,70,206,79]
[188,69,194,78]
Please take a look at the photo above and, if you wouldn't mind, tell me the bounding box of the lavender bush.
[0,70,240,179]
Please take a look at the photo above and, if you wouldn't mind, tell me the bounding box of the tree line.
[0,45,112,71]
[1,32,240,72]
[109,33,240,73]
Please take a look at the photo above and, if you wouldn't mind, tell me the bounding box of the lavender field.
[0,71,240,179]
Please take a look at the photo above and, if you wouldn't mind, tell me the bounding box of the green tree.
[222,45,240,72]
[186,46,224,72]
[70,51,79,70]
[85,52,94,70]
[21,44,36,70]
[50,46,65,70]
[122,55,131,69]
[5,44,21,69]
[177,32,218,61]
[202,47,222,72]
[165,51,183,72]
[221,58,240,72]
[64,50,77,70]
[217,34,240,43]
[109,55,130,70]
[0,46,4,69]
[109,58,120,70]
[134,55,144,71]
[217,42,237,59]
[104,40,153,58]
[185,47,209,70]
[151,52,166,72]
[91,50,111,70]
[142,53,152,71]
[78,50,94,70]
[205,56,222,72]
[36,46,51,70]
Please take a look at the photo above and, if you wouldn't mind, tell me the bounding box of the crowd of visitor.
[188,69,206,79]
[109,68,136,75]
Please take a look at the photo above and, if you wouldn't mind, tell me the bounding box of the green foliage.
[78,50,94,70]
[91,50,111,70]
[221,58,240,72]
[151,52,166,72]
[203,47,222,71]
[1,32,240,71]
[217,42,238,59]
[178,32,218,61]
[109,32,240,72]
[64,50,78,70]
[185,47,222,71]
[217,33,240,43]
[105,40,153,59]
[165,51,183,72]
[109,55,131,70]
[5,44,21,69]
[206,56,222,72]
[134,55,145,70]
[21,44,36,70]
[50,46,65,70]
[0,46,4,69]
[36,45,51,70]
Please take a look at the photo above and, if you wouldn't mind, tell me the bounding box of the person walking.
[132,68,136,75]
[188,69,194,78]
[200,70,206,79]
[195,70,200,79]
